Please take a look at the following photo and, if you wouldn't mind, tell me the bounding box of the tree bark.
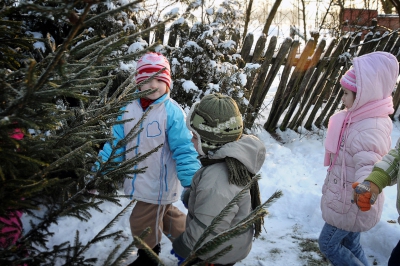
[389,0,400,23]
[242,0,254,45]
[262,0,283,36]
[300,0,307,41]
[381,0,395,14]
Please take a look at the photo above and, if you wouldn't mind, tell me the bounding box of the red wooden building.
[341,8,399,38]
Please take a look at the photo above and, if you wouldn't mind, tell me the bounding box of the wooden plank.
[291,39,337,129]
[244,36,278,129]
[241,33,254,63]
[286,39,326,130]
[279,39,316,130]
[288,40,336,129]
[263,38,298,132]
[244,34,268,99]
[252,34,267,63]
[383,32,397,52]
[314,67,346,128]
[302,36,350,130]
[376,32,391,51]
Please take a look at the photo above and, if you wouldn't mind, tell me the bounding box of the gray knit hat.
[186,93,243,156]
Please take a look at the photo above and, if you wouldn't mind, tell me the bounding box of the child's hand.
[181,187,191,209]
[351,181,379,211]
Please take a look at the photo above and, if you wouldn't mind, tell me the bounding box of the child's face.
[139,78,167,100]
[341,87,356,109]
[191,132,200,154]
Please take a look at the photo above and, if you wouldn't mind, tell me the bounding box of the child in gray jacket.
[172,93,266,266]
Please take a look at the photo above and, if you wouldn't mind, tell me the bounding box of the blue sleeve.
[166,103,201,187]
[95,109,126,169]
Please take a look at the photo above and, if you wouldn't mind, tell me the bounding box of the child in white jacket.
[97,52,200,265]
[319,51,398,265]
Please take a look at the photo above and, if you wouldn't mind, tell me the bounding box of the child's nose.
[149,78,159,87]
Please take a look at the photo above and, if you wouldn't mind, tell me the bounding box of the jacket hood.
[350,51,398,111]
[209,134,266,174]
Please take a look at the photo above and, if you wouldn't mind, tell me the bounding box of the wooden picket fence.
[148,22,400,133]
[240,30,400,133]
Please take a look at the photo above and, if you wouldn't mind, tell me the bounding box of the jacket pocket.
[324,177,352,214]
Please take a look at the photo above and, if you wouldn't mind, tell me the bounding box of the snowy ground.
[22,79,400,266]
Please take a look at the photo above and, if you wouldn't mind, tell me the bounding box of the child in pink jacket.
[319,51,398,265]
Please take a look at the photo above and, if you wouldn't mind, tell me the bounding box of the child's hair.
[340,68,357,93]
[135,52,171,88]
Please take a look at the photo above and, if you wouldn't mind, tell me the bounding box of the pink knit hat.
[135,52,171,88]
[340,68,357,92]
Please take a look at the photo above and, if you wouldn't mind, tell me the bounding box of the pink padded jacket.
[321,52,398,232]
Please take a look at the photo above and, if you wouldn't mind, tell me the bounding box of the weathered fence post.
[376,32,391,51]
[303,36,351,130]
[314,35,362,128]
[358,31,380,55]
[252,34,267,63]
[389,35,400,55]
[244,36,278,129]
[279,39,317,130]
[314,67,346,128]
[288,39,329,130]
[241,33,254,63]
[244,34,268,99]
[383,32,397,52]
[263,39,298,132]
[245,34,267,99]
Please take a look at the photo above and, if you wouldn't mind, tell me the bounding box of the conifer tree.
[0,0,180,264]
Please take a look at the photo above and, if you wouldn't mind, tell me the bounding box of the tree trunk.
[242,0,254,45]
[300,0,307,41]
[262,0,283,36]
[382,0,395,14]
[389,0,400,23]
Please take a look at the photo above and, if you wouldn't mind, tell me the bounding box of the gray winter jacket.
[172,134,266,264]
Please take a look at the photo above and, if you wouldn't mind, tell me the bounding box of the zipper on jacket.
[164,164,168,191]
[130,120,143,198]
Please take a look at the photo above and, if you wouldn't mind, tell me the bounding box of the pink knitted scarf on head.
[324,97,394,167]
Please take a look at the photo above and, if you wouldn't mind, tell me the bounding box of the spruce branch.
[195,245,232,266]
[108,240,136,266]
[84,0,144,27]
[29,141,93,179]
[33,4,93,92]
[184,210,267,265]
[90,200,135,243]
[102,243,121,266]
[132,234,165,266]
[192,175,260,251]
[182,180,281,265]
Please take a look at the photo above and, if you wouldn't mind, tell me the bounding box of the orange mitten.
[352,181,379,212]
